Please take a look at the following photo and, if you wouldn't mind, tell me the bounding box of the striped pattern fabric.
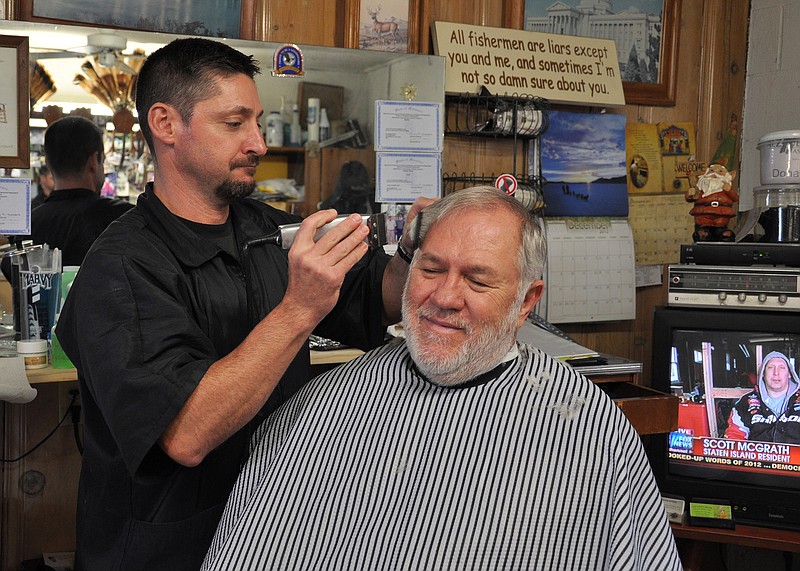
[203,340,682,571]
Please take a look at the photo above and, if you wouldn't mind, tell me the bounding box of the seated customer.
[9,116,133,267]
[203,187,682,570]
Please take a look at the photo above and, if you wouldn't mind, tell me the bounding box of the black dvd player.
[680,242,800,267]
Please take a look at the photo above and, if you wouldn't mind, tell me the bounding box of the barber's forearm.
[161,212,375,466]
[159,301,317,467]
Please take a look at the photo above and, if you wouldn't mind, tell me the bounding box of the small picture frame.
[382,203,410,245]
[0,34,30,168]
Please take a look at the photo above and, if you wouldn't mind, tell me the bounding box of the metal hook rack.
[443,92,550,211]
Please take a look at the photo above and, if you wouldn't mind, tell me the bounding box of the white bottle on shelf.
[290,103,302,146]
[280,96,291,144]
[307,97,320,142]
[266,110,284,147]
[319,108,330,142]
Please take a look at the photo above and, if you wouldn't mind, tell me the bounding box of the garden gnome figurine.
[685,115,739,242]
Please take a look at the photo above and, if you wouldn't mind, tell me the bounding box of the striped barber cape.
[203,339,682,571]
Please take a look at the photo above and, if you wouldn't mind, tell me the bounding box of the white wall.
[740,0,800,211]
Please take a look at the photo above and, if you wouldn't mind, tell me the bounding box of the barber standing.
[56,37,429,570]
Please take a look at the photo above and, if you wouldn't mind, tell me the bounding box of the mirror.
[0,19,445,213]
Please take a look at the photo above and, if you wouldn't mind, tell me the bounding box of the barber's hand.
[283,210,370,323]
[398,197,437,259]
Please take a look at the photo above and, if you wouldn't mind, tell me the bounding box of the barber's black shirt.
[1,189,133,281]
[21,188,134,266]
[56,185,390,570]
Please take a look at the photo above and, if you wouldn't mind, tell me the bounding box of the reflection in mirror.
[0,20,445,214]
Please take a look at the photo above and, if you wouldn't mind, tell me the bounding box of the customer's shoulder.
[518,343,609,397]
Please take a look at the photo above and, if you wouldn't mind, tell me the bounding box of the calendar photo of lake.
[33,0,241,37]
[539,110,628,217]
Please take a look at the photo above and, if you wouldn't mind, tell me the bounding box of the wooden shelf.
[267,146,305,154]
[27,366,77,384]
[597,382,678,435]
[26,349,363,385]
[26,350,675,434]
[672,522,800,553]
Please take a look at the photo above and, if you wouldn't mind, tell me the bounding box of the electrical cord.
[71,393,83,455]
[0,390,79,463]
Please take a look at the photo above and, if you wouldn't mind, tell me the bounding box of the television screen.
[651,307,800,530]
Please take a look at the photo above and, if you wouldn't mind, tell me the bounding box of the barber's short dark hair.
[135,37,261,156]
[44,116,104,178]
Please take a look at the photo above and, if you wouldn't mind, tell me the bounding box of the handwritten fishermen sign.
[431,21,624,107]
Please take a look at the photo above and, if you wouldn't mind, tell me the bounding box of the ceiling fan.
[31,32,145,75]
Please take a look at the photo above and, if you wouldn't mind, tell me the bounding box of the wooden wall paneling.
[502,0,523,31]
[405,0,424,54]
[240,0,259,40]
[256,0,340,46]
[250,0,269,40]
[694,0,750,168]
[2,383,82,570]
[632,274,670,386]
[417,0,510,54]
[561,1,750,387]
[2,401,26,571]
[2,0,15,19]
[414,0,432,54]
[442,136,522,185]
[304,151,323,214]
[341,0,361,48]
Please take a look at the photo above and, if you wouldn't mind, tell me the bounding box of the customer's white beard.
[403,287,523,386]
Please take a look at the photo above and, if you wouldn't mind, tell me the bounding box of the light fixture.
[73,51,144,132]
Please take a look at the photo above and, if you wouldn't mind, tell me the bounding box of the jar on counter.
[17,339,48,369]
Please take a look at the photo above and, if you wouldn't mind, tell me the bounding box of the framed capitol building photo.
[523,0,681,106]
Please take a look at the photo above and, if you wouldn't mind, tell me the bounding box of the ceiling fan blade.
[30,50,89,61]
[68,45,103,55]
[114,59,139,76]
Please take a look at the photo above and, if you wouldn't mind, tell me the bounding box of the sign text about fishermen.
[432,21,624,107]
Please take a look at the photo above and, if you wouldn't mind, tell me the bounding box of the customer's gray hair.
[414,186,546,286]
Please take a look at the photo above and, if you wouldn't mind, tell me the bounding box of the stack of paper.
[516,319,599,362]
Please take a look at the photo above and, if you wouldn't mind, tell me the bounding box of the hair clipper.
[276,213,387,249]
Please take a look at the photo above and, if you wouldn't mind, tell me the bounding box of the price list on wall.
[543,218,636,324]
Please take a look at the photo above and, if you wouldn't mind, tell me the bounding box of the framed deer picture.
[358,0,410,52]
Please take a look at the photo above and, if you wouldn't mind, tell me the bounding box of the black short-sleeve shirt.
[56,184,390,570]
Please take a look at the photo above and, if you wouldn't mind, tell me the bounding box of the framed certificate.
[376,152,441,203]
[0,34,30,168]
[375,101,442,152]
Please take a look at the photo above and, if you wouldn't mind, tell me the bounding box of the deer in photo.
[367,6,399,43]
